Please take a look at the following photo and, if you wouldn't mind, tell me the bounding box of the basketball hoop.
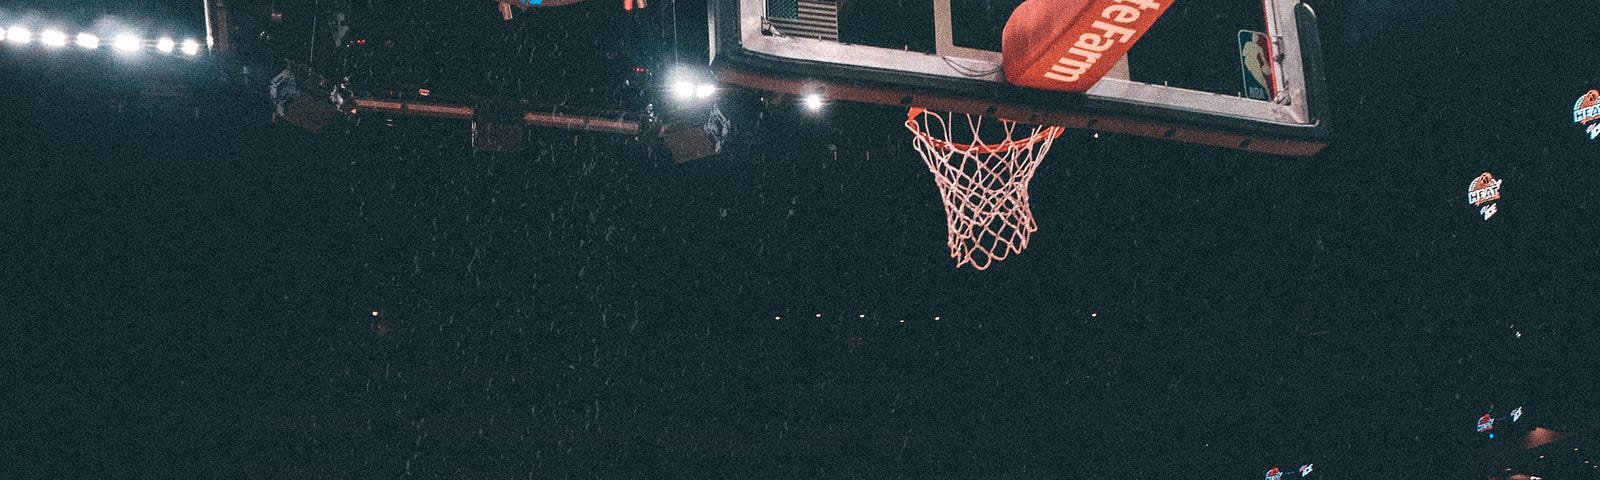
[904,107,1064,270]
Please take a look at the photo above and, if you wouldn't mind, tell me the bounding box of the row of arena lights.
[2,26,201,56]
[672,80,826,112]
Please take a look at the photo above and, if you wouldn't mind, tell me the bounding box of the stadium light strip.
[1,18,202,56]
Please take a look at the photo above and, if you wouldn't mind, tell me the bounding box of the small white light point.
[76,33,99,49]
[803,94,823,111]
[41,29,68,47]
[934,316,941,321]
[113,34,141,52]
[180,38,200,56]
[371,311,380,317]
[815,313,822,318]
[156,37,175,53]
[694,83,715,99]
[858,314,866,318]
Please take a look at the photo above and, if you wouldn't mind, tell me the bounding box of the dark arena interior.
[4,1,1600,479]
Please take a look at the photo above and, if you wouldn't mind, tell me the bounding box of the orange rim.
[905,108,1065,155]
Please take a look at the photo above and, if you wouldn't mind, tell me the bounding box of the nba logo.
[1239,30,1275,101]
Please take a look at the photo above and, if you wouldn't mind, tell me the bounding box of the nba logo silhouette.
[1239,30,1275,100]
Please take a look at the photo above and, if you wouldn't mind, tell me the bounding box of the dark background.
[4,1,1599,479]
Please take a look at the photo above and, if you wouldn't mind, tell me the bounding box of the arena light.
[76,33,100,49]
[7,26,31,44]
[694,83,715,99]
[41,29,68,47]
[672,81,695,99]
[113,34,141,52]
[156,37,175,53]
[803,93,824,112]
[180,38,200,56]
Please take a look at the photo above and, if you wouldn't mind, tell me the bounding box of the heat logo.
[1266,467,1283,480]
[1477,413,1495,433]
[1468,172,1501,220]
[1577,90,1600,140]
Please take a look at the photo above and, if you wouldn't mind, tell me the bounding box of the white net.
[904,108,1064,270]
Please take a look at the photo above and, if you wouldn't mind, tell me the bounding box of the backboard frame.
[710,0,1331,155]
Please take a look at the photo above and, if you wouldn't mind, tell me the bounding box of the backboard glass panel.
[711,0,1330,155]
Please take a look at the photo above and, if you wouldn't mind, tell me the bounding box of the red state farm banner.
[1002,0,1173,92]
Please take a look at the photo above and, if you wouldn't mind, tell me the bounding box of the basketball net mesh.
[905,108,1064,270]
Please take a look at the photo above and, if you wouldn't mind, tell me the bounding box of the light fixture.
[76,33,99,49]
[694,83,715,99]
[7,26,30,44]
[113,34,140,52]
[180,38,200,55]
[41,29,68,47]
[672,81,695,99]
[156,37,175,53]
[803,93,823,111]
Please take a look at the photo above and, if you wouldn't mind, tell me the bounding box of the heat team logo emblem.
[1577,90,1600,140]
[1266,467,1283,480]
[1477,413,1495,433]
[1469,172,1502,220]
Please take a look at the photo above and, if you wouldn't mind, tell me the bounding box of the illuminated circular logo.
[1468,172,1502,220]
[1577,89,1600,140]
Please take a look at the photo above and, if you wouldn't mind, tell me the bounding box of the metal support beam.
[204,0,231,53]
[352,97,642,135]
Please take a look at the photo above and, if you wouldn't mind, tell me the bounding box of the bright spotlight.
[803,94,824,111]
[672,81,695,99]
[180,38,200,56]
[113,34,140,52]
[41,29,68,47]
[155,37,175,53]
[694,83,716,99]
[7,26,30,44]
[76,33,99,49]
